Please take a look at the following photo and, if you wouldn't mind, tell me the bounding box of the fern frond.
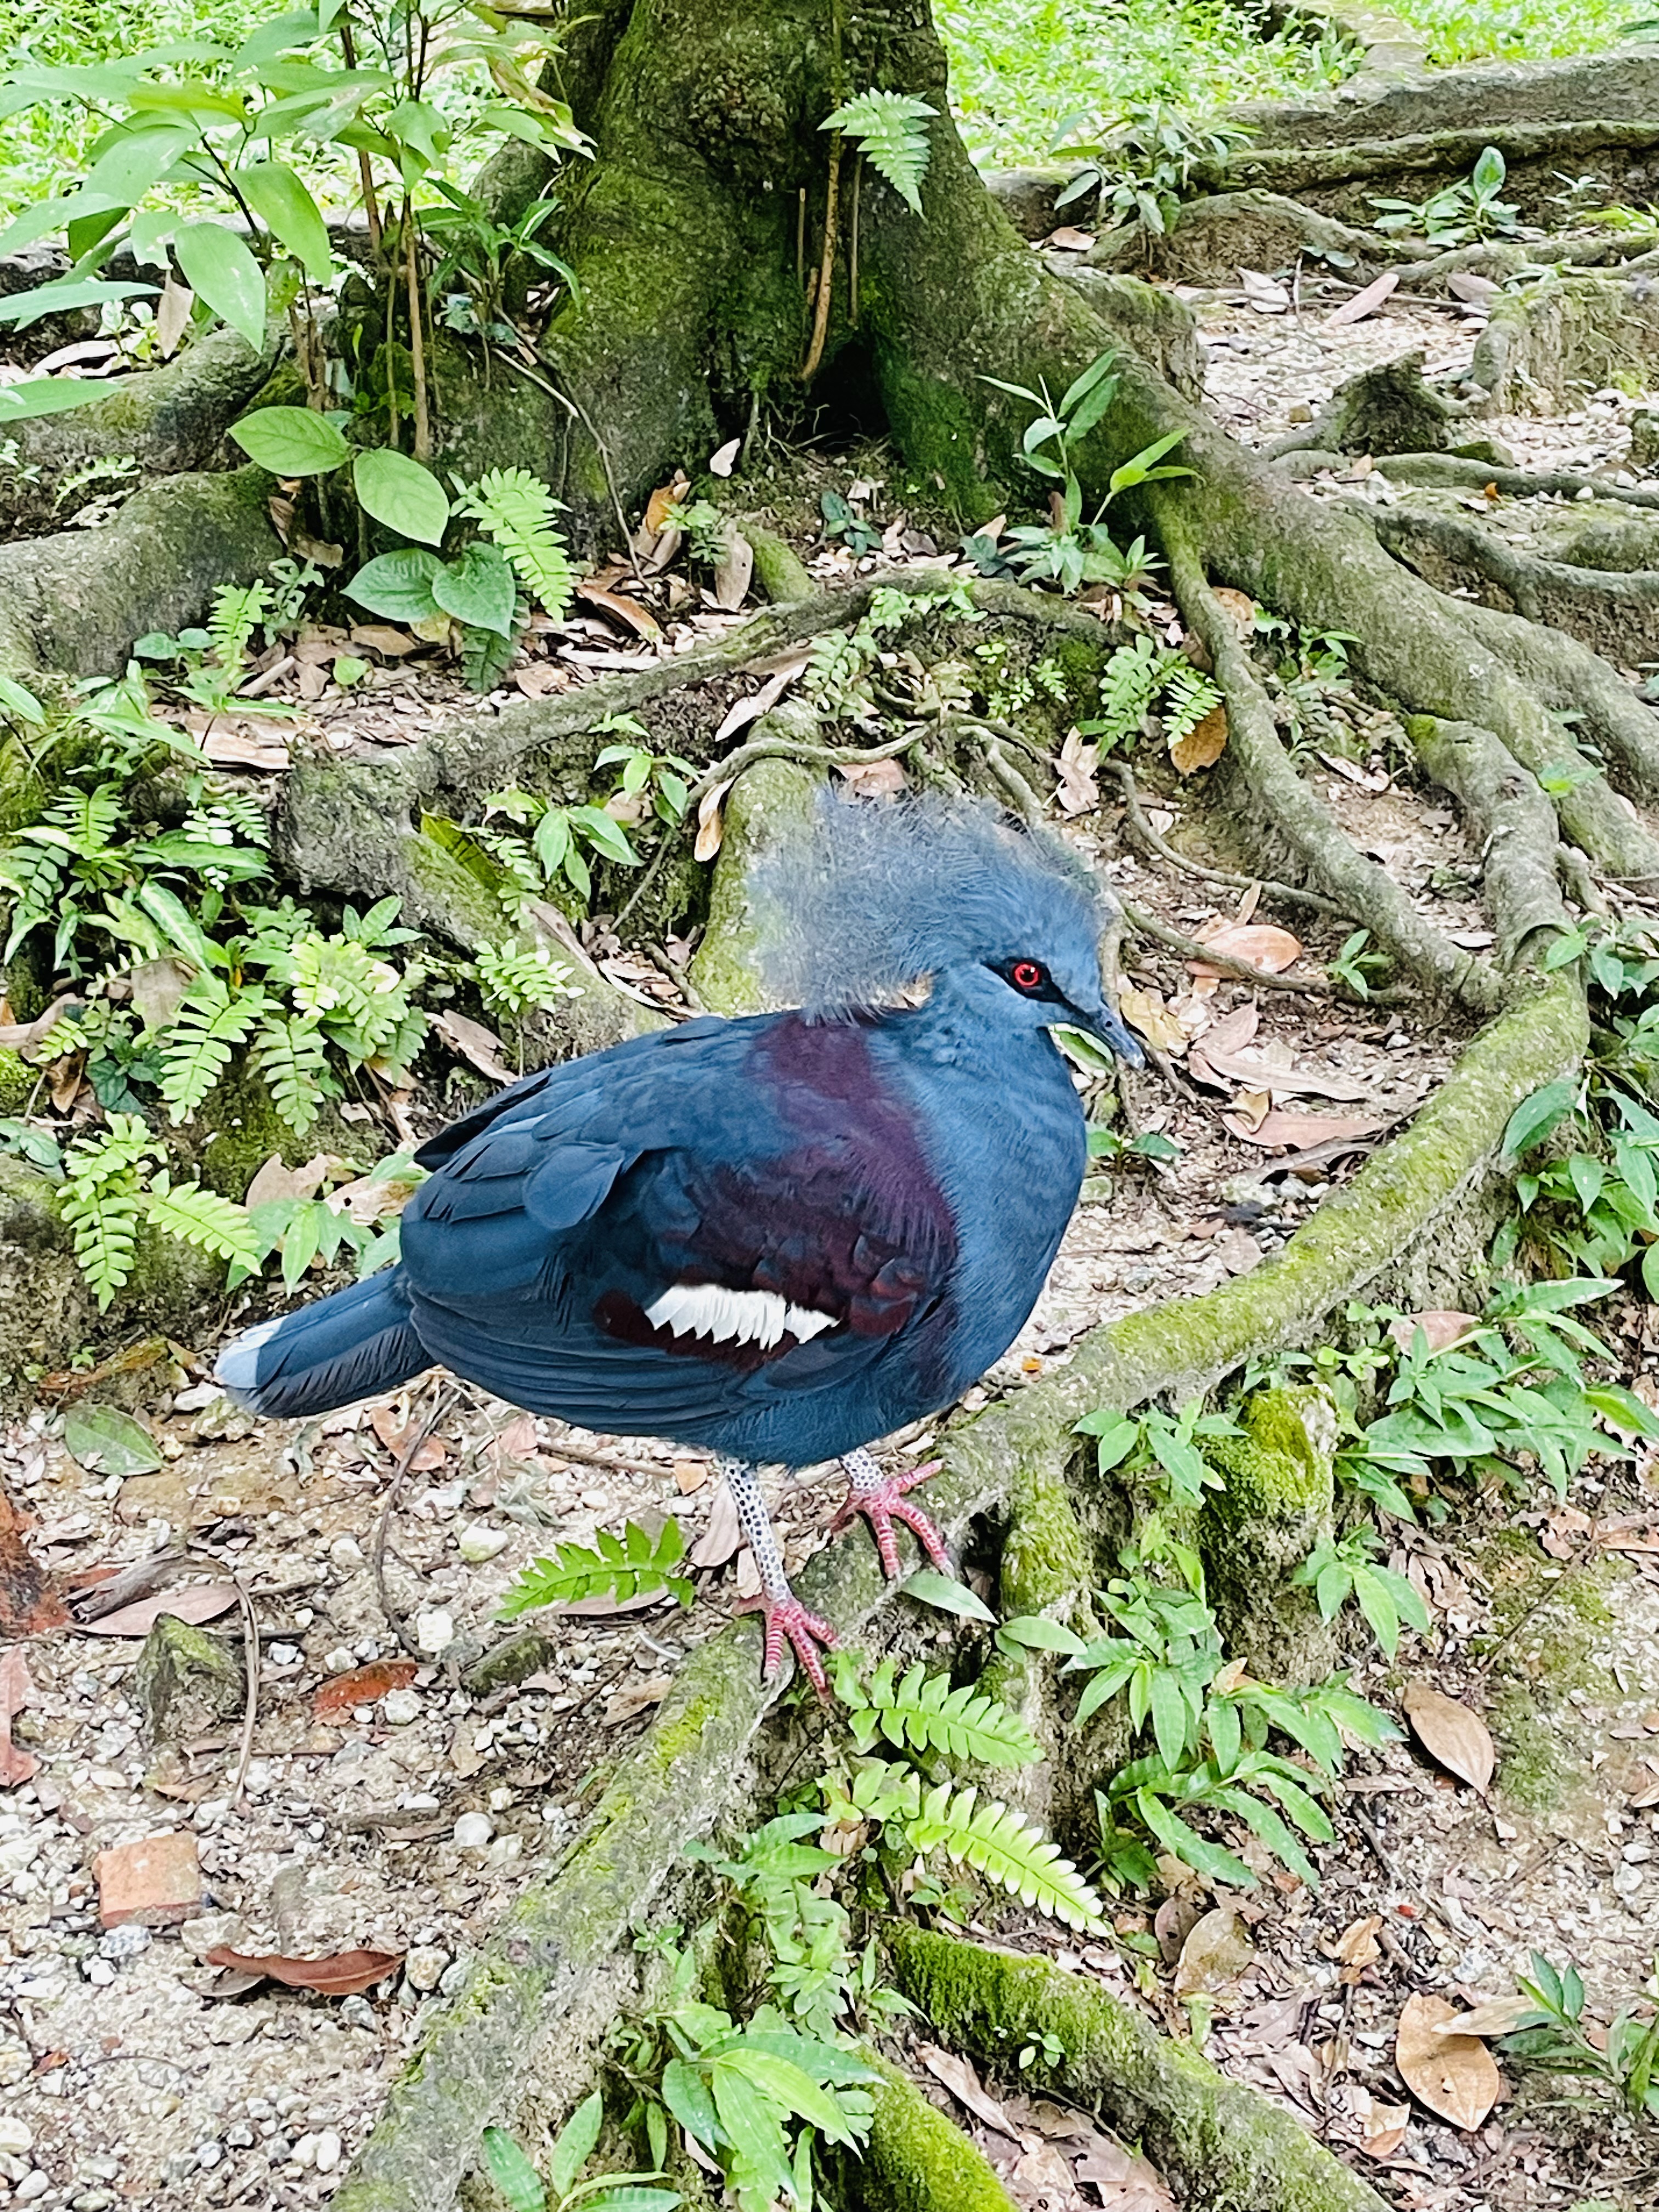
[459,615,522,695]
[207,581,269,679]
[456,467,575,619]
[823,90,937,217]
[904,1783,1108,1933]
[1161,664,1223,746]
[142,1171,261,1267]
[255,1012,329,1137]
[58,1113,155,1309]
[160,980,264,1124]
[1093,637,1164,748]
[845,1660,1042,1768]
[497,1519,691,1618]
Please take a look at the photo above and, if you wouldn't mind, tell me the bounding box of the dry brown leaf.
[78,1584,239,1637]
[1170,703,1227,775]
[1388,1311,1479,1356]
[575,583,663,641]
[1358,2097,1412,2160]
[0,991,78,1059]
[1227,1087,1272,1134]
[1195,1003,1259,1059]
[689,1481,741,1568]
[712,529,754,611]
[1325,270,1400,328]
[1075,2137,1177,2210]
[1447,269,1499,302]
[837,758,907,796]
[712,660,804,745]
[1332,1914,1383,1967]
[369,1405,448,1471]
[349,624,416,657]
[1432,1993,1538,2039]
[1211,586,1255,637]
[313,1660,420,1720]
[1402,1681,1495,1794]
[708,437,741,477]
[1173,1906,1253,1997]
[1054,726,1101,815]
[916,2043,1014,2134]
[1117,985,1187,1056]
[1395,1993,1501,2130]
[1194,1043,1370,1102]
[156,278,194,358]
[644,475,688,534]
[673,1460,708,1494]
[244,1153,333,1210]
[1046,225,1096,251]
[0,1647,37,1787]
[1223,1109,1382,1150]
[200,727,291,771]
[1198,922,1303,972]
[204,1945,404,1997]
[603,1675,672,1725]
[693,776,735,862]
[433,1008,513,1085]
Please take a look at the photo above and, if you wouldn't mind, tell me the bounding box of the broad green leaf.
[432,542,517,636]
[1135,1787,1254,1888]
[1149,1669,1190,1769]
[1502,1077,1576,1158]
[0,377,114,422]
[63,1402,162,1477]
[174,220,266,349]
[1060,349,1120,416]
[0,674,45,725]
[344,548,444,622]
[659,2059,717,2149]
[718,2050,854,2144]
[997,1614,1087,1657]
[228,404,348,476]
[548,2089,603,2200]
[353,446,450,545]
[899,1567,996,1623]
[0,278,158,328]
[1352,1566,1400,1658]
[481,2127,545,2212]
[83,123,196,206]
[237,160,333,280]
[709,2063,792,2197]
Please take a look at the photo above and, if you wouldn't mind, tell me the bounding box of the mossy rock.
[1200,1385,1337,1681]
[172,1061,360,1202]
[136,1613,246,1751]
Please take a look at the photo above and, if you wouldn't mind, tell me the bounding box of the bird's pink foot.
[736,1589,838,1692]
[832,1455,949,1578]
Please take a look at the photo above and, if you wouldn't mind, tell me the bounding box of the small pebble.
[339,1995,377,2033]
[0,2119,31,2157]
[196,2141,223,2170]
[330,1536,366,1570]
[324,1646,357,1674]
[403,1945,448,1993]
[98,1923,149,1962]
[381,1689,422,1726]
[17,2175,48,2203]
[314,2131,343,2174]
[457,1523,509,1564]
[415,1610,455,1656]
[82,1956,116,1987]
[453,1813,493,1849]
[268,1643,300,1666]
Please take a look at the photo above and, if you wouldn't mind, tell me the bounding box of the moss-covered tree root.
[890,1928,1388,2212]
[847,2057,1018,2212]
[1404,715,1571,968]
[331,976,1581,2211]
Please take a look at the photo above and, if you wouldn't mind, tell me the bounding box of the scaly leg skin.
[831,1444,949,1579]
[719,1455,837,1692]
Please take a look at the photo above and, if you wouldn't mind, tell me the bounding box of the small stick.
[373,1381,460,1657]
[405,206,430,461]
[337,19,382,255]
[1121,898,1334,996]
[1107,760,1353,918]
[849,156,861,326]
[800,133,842,382]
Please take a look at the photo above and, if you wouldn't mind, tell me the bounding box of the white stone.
[329,1536,365,1570]
[17,2168,49,2200]
[313,2132,342,2174]
[292,2133,318,2169]
[457,1523,509,1565]
[415,1610,454,1656]
[381,1689,422,1726]
[83,1957,116,1987]
[324,1647,357,1674]
[453,1813,493,1849]
[0,2118,32,2157]
[403,1945,448,1993]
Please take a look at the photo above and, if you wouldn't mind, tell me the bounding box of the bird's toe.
[736,1591,837,1694]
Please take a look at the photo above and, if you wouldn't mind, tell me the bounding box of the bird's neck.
[894,969,1059,1072]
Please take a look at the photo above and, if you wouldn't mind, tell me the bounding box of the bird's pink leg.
[831,1445,949,1578]
[719,1455,837,1693]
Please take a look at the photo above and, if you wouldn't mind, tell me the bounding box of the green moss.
[1206,1387,1335,1522]
[0,1049,37,1114]
[890,1928,1387,2212]
[688,750,818,1015]
[850,2058,1016,2211]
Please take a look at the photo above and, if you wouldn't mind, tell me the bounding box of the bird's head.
[759,792,1144,1066]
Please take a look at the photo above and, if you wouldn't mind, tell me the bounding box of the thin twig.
[800,132,842,383]
[405,206,430,461]
[1107,760,1353,918]
[372,1381,460,1658]
[849,156,861,328]
[337,19,382,254]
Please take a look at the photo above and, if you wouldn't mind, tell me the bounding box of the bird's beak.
[1057,994,1146,1069]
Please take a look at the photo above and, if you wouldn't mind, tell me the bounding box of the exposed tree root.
[855,2057,1019,2211]
[1108,761,1355,918]
[1373,453,1659,512]
[889,1929,1389,2212]
[1222,117,1659,201]
[1403,715,1572,967]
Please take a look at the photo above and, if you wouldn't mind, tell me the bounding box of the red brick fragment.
[93,1831,202,1928]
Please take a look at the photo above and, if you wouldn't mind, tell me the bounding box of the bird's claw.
[736,1590,837,1694]
[832,1458,949,1579]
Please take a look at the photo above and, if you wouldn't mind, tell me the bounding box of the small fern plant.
[498,1519,692,1617]
[823,90,937,216]
[832,1654,1042,1767]
[475,940,583,1021]
[455,467,576,620]
[58,1114,259,1310]
[1080,635,1221,754]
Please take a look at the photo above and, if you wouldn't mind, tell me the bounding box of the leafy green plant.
[822,90,937,215]
[454,467,577,622]
[1053,101,1254,235]
[56,1112,258,1310]
[1076,637,1221,754]
[1291,1527,1429,1658]
[428,189,578,347]
[595,735,695,827]
[981,351,1193,596]
[498,1521,693,1618]
[475,940,583,1022]
[832,1654,1042,1766]
[236,1152,421,1292]
[817,488,882,557]
[1075,1397,1237,1509]
[482,2090,681,2212]
[1371,145,1521,244]
[1500,1952,1659,2123]
[478,786,641,909]
[1327,928,1390,1000]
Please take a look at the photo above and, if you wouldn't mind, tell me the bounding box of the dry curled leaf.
[1325,270,1400,328]
[433,1009,512,1086]
[1117,985,1187,1056]
[1388,1311,1479,1355]
[708,436,741,477]
[313,1660,420,1721]
[693,776,734,862]
[0,1648,37,1787]
[1403,1681,1495,1795]
[204,1945,404,1997]
[1198,922,1303,972]
[644,474,689,534]
[712,659,803,746]
[1358,2096,1412,2160]
[1395,1993,1501,2131]
[575,583,662,642]
[712,528,753,611]
[1173,1906,1253,1997]
[1054,726,1101,815]
[1432,1993,1539,2039]
[1045,225,1096,251]
[1331,1914,1383,1967]
[1222,1108,1381,1150]
[689,1481,741,1569]
[916,2042,1013,2135]
[1240,268,1290,313]
[77,1584,238,1638]
[1170,703,1227,775]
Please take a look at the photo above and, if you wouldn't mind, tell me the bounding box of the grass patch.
[1385,0,1633,67]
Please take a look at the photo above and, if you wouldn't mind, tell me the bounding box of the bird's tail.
[215,1269,428,1417]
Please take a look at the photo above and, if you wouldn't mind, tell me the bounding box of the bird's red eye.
[1011,961,1045,992]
